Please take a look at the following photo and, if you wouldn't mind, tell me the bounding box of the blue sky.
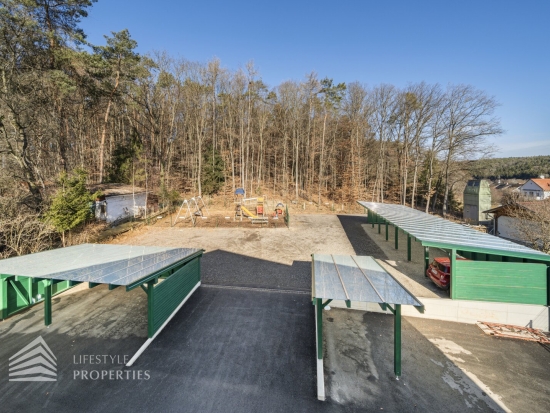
[81,0,550,158]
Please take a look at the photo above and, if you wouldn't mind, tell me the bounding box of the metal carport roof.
[312,253,423,401]
[0,244,203,366]
[0,244,201,286]
[358,201,550,262]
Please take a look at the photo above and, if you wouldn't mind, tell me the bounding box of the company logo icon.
[9,336,57,381]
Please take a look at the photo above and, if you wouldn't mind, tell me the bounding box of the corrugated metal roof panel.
[0,244,201,285]
[358,201,550,261]
[312,254,422,306]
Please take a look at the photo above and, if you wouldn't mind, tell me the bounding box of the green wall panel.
[0,276,73,318]
[148,257,201,337]
[454,260,547,305]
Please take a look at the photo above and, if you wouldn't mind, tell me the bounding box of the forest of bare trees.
[1,1,503,222]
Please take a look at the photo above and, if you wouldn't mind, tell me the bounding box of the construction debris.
[476,321,550,344]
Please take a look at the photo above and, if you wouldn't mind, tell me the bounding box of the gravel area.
[110,214,356,292]
[110,213,445,298]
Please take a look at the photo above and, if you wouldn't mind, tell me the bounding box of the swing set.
[173,196,210,226]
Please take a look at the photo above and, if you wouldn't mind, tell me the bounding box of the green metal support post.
[450,249,457,299]
[316,298,323,360]
[372,213,375,228]
[394,304,401,378]
[0,276,7,320]
[424,247,430,277]
[407,235,412,261]
[44,280,52,326]
[395,227,399,249]
[367,209,371,224]
[26,277,32,304]
[385,222,389,241]
[378,220,381,234]
[146,280,156,338]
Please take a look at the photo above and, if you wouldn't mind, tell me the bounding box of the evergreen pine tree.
[45,169,99,245]
[201,147,225,195]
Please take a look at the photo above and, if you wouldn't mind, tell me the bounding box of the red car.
[426,256,468,290]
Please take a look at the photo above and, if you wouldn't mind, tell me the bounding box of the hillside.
[471,155,550,180]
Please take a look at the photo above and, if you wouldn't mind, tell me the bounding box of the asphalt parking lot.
[1,214,549,412]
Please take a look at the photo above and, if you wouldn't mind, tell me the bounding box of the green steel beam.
[407,235,412,262]
[321,299,332,309]
[372,213,375,228]
[89,282,102,288]
[394,304,402,378]
[424,247,430,277]
[378,220,381,234]
[9,280,29,306]
[420,241,550,263]
[126,250,204,292]
[108,284,120,291]
[385,222,389,241]
[44,280,52,326]
[316,298,323,360]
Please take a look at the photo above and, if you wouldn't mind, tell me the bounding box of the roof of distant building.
[528,178,550,190]
[483,199,550,217]
[89,183,147,197]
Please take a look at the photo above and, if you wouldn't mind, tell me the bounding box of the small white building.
[519,177,550,200]
[90,184,147,224]
[483,202,544,244]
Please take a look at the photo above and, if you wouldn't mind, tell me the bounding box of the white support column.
[315,298,325,401]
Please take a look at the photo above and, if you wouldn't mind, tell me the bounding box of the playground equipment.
[273,203,285,219]
[173,196,209,226]
[235,187,245,203]
[235,196,268,224]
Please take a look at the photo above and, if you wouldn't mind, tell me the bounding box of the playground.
[153,188,365,229]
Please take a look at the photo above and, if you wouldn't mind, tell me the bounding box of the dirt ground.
[150,197,367,229]
[112,214,356,268]
[112,213,443,298]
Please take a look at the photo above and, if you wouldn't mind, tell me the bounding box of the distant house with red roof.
[519,177,550,200]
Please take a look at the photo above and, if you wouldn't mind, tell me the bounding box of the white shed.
[90,184,147,224]
[483,202,545,244]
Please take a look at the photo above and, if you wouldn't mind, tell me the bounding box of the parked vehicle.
[426,256,468,290]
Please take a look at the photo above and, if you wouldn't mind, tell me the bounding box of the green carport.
[358,201,550,306]
[0,244,203,366]
[312,254,423,401]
